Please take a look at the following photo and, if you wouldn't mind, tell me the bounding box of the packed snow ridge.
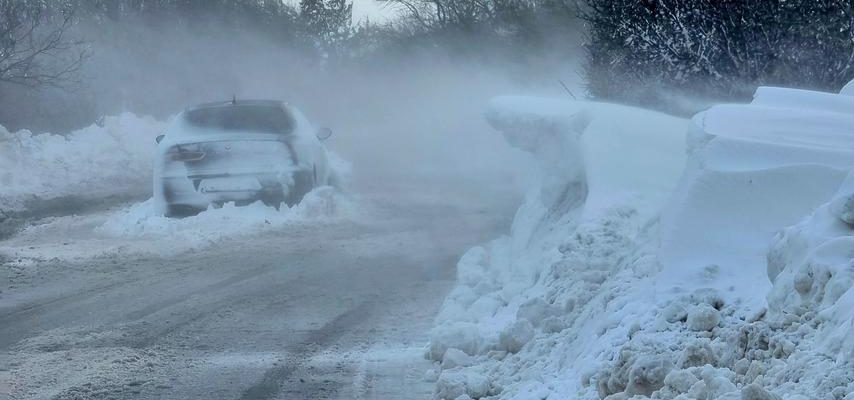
[98,186,354,242]
[0,186,355,264]
[0,114,166,213]
[428,87,854,400]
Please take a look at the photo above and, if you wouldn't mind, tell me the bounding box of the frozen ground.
[0,174,520,400]
[427,89,854,400]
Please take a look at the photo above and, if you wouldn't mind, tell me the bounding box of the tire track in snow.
[0,280,133,350]
[238,299,376,400]
[122,262,276,322]
[0,260,278,350]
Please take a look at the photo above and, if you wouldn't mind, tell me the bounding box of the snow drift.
[428,88,854,400]
[657,87,854,316]
[98,186,351,240]
[0,186,356,263]
[0,114,166,213]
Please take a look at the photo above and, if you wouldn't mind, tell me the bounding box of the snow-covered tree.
[584,0,854,113]
[299,0,353,59]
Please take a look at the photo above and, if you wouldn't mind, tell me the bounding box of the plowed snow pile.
[0,187,355,262]
[0,113,166,212]
[98,186,353,240]
[428,88,854,400]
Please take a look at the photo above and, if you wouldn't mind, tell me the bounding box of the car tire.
[165,204,204,218]
[285,170,314,207]
[259,184,285,210]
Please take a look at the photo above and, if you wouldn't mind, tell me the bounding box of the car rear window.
[184,105,295,134]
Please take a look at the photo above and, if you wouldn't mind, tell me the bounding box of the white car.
[153,99,333,217]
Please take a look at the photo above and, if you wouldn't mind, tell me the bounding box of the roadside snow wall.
[0,114,165,214]
[429,89,854,400]
[657,87,854,315]
[428,98,688,399]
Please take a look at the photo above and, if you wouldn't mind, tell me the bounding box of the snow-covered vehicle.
[153,99,333,217]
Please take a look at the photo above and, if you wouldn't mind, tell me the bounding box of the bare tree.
[0,1,87,88]
[384,0,579,55]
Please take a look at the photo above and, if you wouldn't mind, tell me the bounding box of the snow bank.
[94,186,355,256]
[768,172,854,365]
[658,88,854,315]
[429,97,689,399]
[98,186,351,241]
[429,88,854,400]
[0,114,166,212]
[0,187,356,262]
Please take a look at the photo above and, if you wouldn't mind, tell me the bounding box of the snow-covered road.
[0,175,519,399]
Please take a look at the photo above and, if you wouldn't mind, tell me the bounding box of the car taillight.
[167,144,205,162]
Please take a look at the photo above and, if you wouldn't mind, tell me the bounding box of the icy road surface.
[0,175,518,399]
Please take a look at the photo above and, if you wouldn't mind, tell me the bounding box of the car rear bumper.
[162,173,285,206]
[157,169,314,216]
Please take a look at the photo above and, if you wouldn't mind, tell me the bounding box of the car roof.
[185,99,287,112]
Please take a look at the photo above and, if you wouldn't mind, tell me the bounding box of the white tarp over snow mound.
[0,113,166,212]
[429,88,854,400]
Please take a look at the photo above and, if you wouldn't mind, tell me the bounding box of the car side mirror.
[316,127,332,141]
[156,134,165,144]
